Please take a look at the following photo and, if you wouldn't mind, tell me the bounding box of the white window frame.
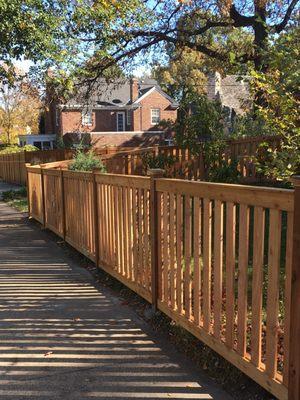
[126,110,131,126]
[151,108,160,125]
[82,110,93,126]
[116,111,125,132]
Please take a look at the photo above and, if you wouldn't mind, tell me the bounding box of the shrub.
[68,150,106,172]
[207,159,241,183]
[0,145,38,155]
[141,152,175,171]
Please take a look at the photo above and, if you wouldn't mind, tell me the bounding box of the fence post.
[25,164,31,218]
[92,170,100,268]
[148,168,164,310]
[289,175,300,399]
[60,168,66,240]
[40,166,46,228]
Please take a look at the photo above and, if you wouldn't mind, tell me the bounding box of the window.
[42,141,51,150]
[82,110,93,126]
[126,110,131,126]
[33,141,42,150]
[116,112,125,131]
[151,108,160,125]
[165,138,174,146]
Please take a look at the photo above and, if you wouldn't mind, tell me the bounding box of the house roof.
[63,78,178,109]
[219,75,250,114]
[207,72,250,114]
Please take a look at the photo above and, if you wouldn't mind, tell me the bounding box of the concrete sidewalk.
[0,198,232,400]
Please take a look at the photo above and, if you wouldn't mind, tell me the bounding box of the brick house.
[45,78,178,147]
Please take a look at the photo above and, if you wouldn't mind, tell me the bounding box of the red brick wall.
[58,110,133,134]
[132,107,141,131]
[133,90,177,131]
[91,132,164,147]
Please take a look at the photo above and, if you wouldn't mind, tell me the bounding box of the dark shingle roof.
[64,78,175,108]
[219,75,249,114]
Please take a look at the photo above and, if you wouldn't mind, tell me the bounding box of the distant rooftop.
[62,78,177,108]
[207,72,250,114]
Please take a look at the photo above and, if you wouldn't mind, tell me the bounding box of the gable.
[133,87,178,108]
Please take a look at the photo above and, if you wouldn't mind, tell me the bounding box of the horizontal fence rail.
[26,163,297,400]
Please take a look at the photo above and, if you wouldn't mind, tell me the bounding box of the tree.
[69,0,299,82]
[250,26,300,181]
[0,0,78,84]
[2,2,298,110]
[0,74,41,144]
[152,28,253,103]
[152,47,207,103]
[174,92,240,182]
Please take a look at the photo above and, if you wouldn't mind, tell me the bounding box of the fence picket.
[237,204,250,356]
[184,195,192,320]
[251,206,265,368]
[266,209,282,378]
[176,194,183,314]
[163,191,169,303]
[283,211,293,385]
[213,200,224,339]
[203,198,212,332]
[193,197,201,326]
[225,202,236,348]
[169,193,176,309]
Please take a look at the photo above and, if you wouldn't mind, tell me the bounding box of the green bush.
[68,150,106,172]
[0,145,38,155]
[141,152,175,171]
[207,159,241,183]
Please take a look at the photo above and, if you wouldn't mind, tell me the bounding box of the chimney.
[130,78,139,102]
[207,71,222,101]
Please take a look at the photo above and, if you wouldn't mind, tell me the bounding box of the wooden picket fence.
[26,163,300,400]
[0,146,142,185]
[0,149,76,185]
[226,135,281,159]
[101,136,281,182]
[0,136,280,185]
[101,146,206,180]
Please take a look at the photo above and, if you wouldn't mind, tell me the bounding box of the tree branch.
[273,0,300,33]
[230,4,255,27]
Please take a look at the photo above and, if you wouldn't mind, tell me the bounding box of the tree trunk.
[253,2,269,107]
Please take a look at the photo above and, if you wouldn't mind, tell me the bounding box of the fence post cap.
[290,175,300,187]
[147,168,165,177]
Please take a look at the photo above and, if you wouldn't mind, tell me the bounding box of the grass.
[2,187,28,212]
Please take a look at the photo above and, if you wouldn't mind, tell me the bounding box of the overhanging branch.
[273,0,300,32]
